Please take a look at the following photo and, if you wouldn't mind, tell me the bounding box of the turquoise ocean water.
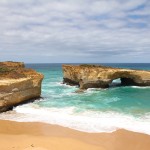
[0,63,150,134]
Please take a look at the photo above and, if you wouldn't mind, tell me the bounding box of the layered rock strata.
[62,64,150,89]
[0,61,44,112]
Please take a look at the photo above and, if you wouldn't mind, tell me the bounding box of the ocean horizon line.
[24,62,150,64]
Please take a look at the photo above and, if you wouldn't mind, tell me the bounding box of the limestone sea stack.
[62,64,150,89]
[0,61,44,112]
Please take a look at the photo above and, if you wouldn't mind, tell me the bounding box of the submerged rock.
[75,89,85,93]
[0,61,44,112]
[62,64,150,90]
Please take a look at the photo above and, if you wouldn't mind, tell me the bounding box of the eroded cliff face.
[62,64,150,89]
[0,61,44,112]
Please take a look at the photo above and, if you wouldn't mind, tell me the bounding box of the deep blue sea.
[0,63,150,134]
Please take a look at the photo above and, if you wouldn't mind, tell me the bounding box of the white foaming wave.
[87,88,104,91]
[104,97,120,103]
[57,82,79,90]
[131,86,150,89]
[0,104,150,135]
[56,82,70,87]
[51,92,77,98]
[86,88,103,94]
[112,79,121,83]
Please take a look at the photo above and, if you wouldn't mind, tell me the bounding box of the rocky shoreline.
[1,62,150,112]
[62,64,150,89]
[0,61,44,112]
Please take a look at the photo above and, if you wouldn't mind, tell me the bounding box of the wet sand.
[0,120,150,150]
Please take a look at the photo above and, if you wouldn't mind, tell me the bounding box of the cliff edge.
[0,61,44,112]
[62,64,150,89]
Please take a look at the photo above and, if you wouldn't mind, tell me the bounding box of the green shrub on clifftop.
[0,67,11,73]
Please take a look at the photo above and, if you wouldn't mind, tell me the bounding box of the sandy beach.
[0,120,150,150]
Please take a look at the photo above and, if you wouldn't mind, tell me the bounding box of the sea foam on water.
[0,103,150,135]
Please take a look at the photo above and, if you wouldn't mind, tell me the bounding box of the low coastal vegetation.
[80,64,113,68]
[0,66,26,79]
[0,66,12,73]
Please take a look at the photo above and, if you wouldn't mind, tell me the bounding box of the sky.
[0,0,150,63]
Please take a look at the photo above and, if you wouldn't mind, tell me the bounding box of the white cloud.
[0,0,150,63]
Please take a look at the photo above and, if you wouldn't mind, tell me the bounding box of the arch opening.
[109,78,122,87]
[120,77,136,86]
[109,77,136,88]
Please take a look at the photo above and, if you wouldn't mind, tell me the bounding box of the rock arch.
[108,72,138,87]
[62,64,150,89]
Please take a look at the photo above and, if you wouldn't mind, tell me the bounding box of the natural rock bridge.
[62,64,150,89]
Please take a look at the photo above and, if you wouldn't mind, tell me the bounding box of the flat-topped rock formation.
[0,61,44,112]
[62,64,150,89]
